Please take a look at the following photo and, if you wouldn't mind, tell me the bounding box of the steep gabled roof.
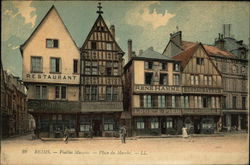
[20,5,79,56]
[182,41,236,58]
[162,39,184,55]
[172,43,200,68]
[138,47,173,60]
[80,14,124,55]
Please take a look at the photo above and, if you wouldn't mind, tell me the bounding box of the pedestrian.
[90,126,93,139]
[64,127,69,144]
[122,126,127,143]
[182,126,188,138]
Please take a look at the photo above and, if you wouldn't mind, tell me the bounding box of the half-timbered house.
[79,3,124,137]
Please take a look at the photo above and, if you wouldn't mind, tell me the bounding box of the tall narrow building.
[79,3,124,137]
[20,6,80,138]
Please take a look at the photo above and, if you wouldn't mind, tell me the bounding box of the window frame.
[50,57,61,73]
[46,39,59,48]
[55,86,67,100]
[31,56,42,73]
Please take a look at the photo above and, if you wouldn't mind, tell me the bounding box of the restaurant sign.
[24,73,79,84]
[134,85,181,93]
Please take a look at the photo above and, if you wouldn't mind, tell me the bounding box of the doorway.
[92,120,101,136]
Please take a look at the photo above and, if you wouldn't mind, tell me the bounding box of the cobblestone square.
[1,133,248,165]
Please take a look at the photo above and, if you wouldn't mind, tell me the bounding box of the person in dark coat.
[64,127,69,144]
[120,126,127,143]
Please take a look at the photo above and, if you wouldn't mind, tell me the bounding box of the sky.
[2,1,250,78]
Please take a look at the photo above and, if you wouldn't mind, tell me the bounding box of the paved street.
[1,133,249,165]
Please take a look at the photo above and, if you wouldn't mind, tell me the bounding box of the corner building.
[20,6,81,138]
[124,46,183,136]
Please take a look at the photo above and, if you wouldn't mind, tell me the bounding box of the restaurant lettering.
[26,73,77,80]
[24,73,79,84]
[134,85,181,93]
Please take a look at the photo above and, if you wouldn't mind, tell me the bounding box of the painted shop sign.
[134,85,181,93]
[24,73,79,84]
[132,108,221,116]
[132,108,182,116]
[183,87,222,94]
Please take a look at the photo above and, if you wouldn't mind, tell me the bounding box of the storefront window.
[136,121,145,129]
[80,124,90,132]
[150,118,159,129]
[104,123,114,131]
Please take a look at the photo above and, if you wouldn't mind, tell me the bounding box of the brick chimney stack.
[128,39,132,61]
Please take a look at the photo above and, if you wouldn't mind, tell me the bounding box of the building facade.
[1,59,29,138]
[20,6,81,138]
[162,30,248,133]
[79,5,124,137]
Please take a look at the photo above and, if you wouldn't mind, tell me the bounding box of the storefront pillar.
[238,115,241,131]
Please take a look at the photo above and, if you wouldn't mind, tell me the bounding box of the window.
[91,41,97,49]
[232,96,237,109]
[143,95,152,108]
[159,74,168,85]
[196,57,204,65]
[106,62,112,76]
[80,124,90,132]
[73,60,78,73]
[104,123,114,131]
[145,73,153,85]
[31,57,42,72]
[211,97,216,108]
[35,86,47,99]
[173,63,180,71]
[92,68,98,75]
[136,121,145,129]
[106,86,112,101]
[166,118,173,128]
[113,69,118,76]
[50,58,60,73]
[158,95,166,108]
[55,86,66,99]
[194,96,198,108]
[173,74,180,85]
[204,76,207,85]
[161,62,167,70]
[107,43,112,50]
[145,61,153,69]
[242,97,246,109]
[203,97,208,108]
[46,39,58,48]
[172,96,176,108]
[191,75,194,85]
[85,68,91,75]
[184,96,189,108]
[85,86,98,101]
[150,118,159,129]
[208,76,212,86]
[195,75,199,85]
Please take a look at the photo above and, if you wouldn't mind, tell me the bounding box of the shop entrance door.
[92,120,101,136]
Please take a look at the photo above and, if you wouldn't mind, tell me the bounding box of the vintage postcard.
[1,1,249,165]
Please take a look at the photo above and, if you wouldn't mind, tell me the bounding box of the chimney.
[110,25,115,38]
[215,33,225,50]
[170,31,182,46]
[128,39,132,60]
[139,49,143,56]
[223,24,231,38]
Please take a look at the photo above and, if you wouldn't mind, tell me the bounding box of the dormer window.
[46,39,58,48]
[173,63,180,71]
[196,58,204,65]
[145,61,153,70]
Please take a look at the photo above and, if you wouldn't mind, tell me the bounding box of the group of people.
[63,125,127,144]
